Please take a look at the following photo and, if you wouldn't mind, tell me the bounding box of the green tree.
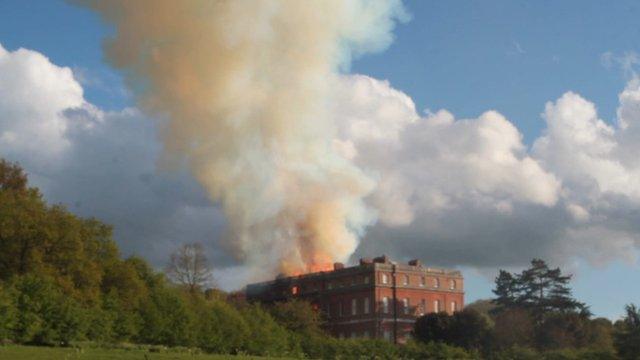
[450,309,492,351]
[269,299,324,336]
[241,304,294,357]
[492,259,587,320]
[492,308,536,349]
[193,297,250,354]
[413,312,453,344]
[614,304,640,360]
[11,275,86,345]
[137,287,194,346]
[0,283,17,340]
[492,270,520,310]
[0,159,27,192]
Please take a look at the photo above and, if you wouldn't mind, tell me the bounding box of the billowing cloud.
[336,75,640,269]
[0,43,229,269]
[0,44,84,165]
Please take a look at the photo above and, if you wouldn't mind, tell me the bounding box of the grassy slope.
[0,346,282,360]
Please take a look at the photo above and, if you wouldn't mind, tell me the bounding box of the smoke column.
[78,0,406,277]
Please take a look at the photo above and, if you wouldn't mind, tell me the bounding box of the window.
[363,330,370,339]
[383,329,392,341]
[351,298,357,316]
[382,297,389,314]
[327,282,333,290]
[420,276,426,287]
[420,299,426,315]
[351,277,356,286]
[364,297,370,314]
[450,279,456,290]
[381,273,388,284]
[451,301,457,312]
[291,285,299,295]
[434,300,440,313]
[364,275,370,284]
[403,298,410,314]
[434,278,440,288]
[350,331,357,339]
[338,302,343,317]
[403,274,409,286]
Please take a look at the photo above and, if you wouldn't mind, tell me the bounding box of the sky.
[1,0,639,319]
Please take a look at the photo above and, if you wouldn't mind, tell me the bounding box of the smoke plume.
[78,0,407,277]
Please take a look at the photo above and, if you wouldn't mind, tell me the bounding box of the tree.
[492,270,520,310]
[0,159,27,192]
[414,309,491,351]
[492,307,535,349]
[165,242,212,292]
[519,259,587,319]
[492,259,587,320]
[614,304,640,360]
[449,309,492,350]
[413,312,453,344]
[269,299,324,336]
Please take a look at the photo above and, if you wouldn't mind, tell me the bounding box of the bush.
[0,283,17,340]
[192,297,249,354]
[10,275,87,345]
[137,287,194,346]
[241,304,295,357]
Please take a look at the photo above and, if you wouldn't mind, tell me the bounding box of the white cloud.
[336,75,640,269]
[336,75,560,228]
[0,44,85,164]
[0,43,230,270]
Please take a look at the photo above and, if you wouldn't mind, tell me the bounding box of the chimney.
[408,259,422,267]
[359,257,373,266]
[373,255,389,264]
[333,262,344,270]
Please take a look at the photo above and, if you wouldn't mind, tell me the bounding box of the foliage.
[413,309,491,351]
[9,275,86,345]
[614,304,640,360]
[240,304,295,357]
[268,299,324,337]
[493,259,588,319]
[492,308,535,349]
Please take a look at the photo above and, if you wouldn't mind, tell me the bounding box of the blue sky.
[1,0,639,319]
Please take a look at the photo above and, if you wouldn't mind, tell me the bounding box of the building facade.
[246,255,464,343]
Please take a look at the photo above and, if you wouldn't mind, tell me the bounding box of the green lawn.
[0,345,282,360]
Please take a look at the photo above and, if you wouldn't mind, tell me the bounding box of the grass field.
[0,345,282,360]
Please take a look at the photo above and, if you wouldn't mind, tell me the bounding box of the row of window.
[379,273,458,290]
[291,274,458,296]
[330,297,371,317]
[328,297,459,317]
[381,297,458,314]
[325,275,371,290]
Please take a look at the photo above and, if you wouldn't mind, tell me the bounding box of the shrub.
[10,275,87,345]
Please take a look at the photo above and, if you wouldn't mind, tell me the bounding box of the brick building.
[246,255,464,343]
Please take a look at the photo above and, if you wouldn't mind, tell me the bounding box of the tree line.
[1,158,639,359]
[412,259,640,359]
[0,158,468,358]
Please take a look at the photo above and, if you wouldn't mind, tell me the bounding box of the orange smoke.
[78,0,405,280]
